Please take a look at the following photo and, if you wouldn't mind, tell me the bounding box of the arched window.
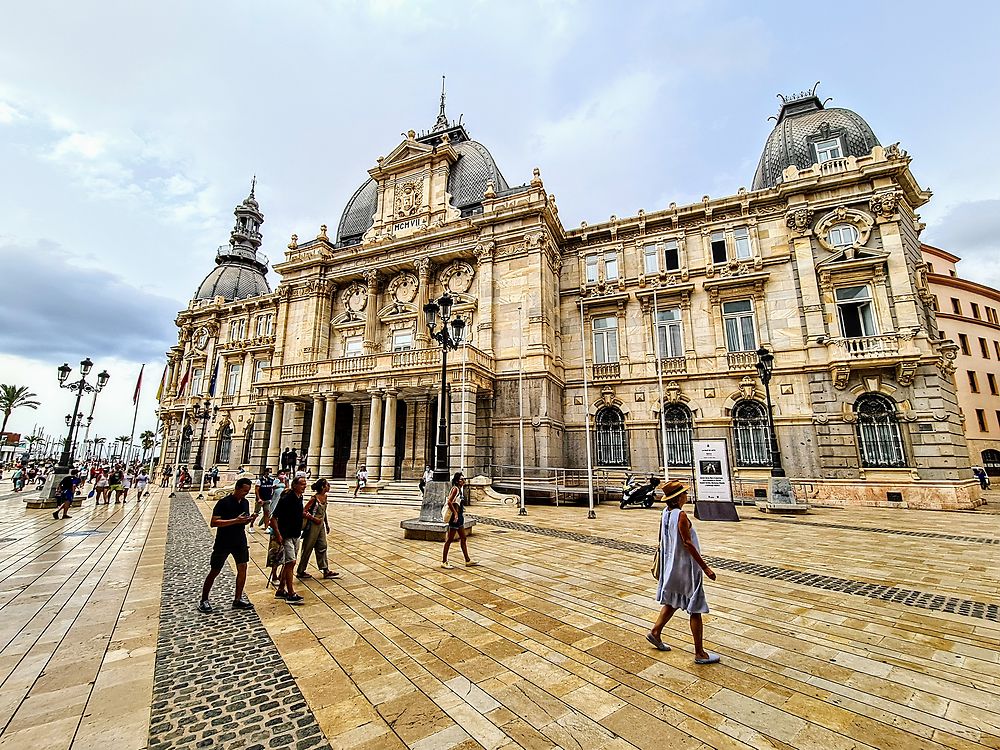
[732,400,770,467]
[855,394,906,468]
[661,404,693,467]
[241,423,254,466]
[595,406,629,466]
[982,449,1000,476]
[215,424,233,465]
[179,425,193,463]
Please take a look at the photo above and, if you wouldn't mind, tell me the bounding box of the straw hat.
[661,480,688,504]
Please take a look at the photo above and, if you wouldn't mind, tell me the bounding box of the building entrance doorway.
[332,403,354,478]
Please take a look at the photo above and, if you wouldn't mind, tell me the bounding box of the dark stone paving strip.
[470,515,1000,623]
[743,515,1000,545]
[149,493,330,750]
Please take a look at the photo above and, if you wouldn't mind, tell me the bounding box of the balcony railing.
[592,362,621,381]
[331,355,377,375]
[827,334,899,359]
[727,351,758,371]
[280,362,318,379]
[275,346,495,382]
[658,356,687,375]
[220,394,236,406]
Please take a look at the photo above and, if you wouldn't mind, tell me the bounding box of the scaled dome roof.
[195,263,272,301]
[336,128,509,245]
[751,89,879,191]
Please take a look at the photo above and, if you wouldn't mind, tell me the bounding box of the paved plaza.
[0,484,996,750]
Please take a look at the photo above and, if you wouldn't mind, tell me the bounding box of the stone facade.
[924,244,1000,475]
[158,90,981,509]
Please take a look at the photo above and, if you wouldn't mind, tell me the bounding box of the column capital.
[382,387,399,398]
[367,388,383,398]
[271,397,285,405]
[324,392,340,403]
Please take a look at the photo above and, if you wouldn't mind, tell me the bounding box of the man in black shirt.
[269,476,307,605]
[53,470,78,519]
[199,478,257,613]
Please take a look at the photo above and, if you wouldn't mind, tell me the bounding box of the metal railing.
[488,464,615,505]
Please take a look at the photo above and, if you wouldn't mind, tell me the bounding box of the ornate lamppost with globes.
[755,345,797,505]
[400,293,472,541]
[423,294,466,481]
[47,359,109,502]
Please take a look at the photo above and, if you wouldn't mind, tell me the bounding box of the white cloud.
[0,101,21,124]
[49,131,109,159]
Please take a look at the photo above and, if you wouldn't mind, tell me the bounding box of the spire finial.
[434,75,448,130]
[250,174,256,197]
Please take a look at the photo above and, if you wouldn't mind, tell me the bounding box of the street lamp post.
[48,359,110,502]
[754,346,784,478]
[423,295,466,482]
[192,399,218,471]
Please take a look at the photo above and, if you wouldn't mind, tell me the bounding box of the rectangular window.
[989,307,998,324]
[391,329,413,351]
[643,244,659,275]
[655,308,684,358]
[664,240,680,271]
[996,410,1000,431]
[603,251,619,280]
[815,137,843,162]
[926,262,934,274]
[958,334,970,355]
[971,303,981,319]
[976,409,988,432]
[345,336,363,357]
[592,316,619,364]
[255,313,273,337]
[585,255,598,284]
[835,286,877,338]
[253,359,269,382]
[951,298,962,315]
[733,228,752,260]
[931,295,939,311]
[980,337,991,359]
[710,231,727,264]
[988,373,998,396]
[225,363,242,396]
[968,370,979,393]
[722,300,757,352]
[995,341,1000,359]
[190,367,204,396]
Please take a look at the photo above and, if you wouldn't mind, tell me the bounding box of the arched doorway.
[215,424,233,465]
[332,403,354,478]
[855,393,906,468]
[241,423,253,466]
[731,400,770,467]
[179,425,193,463]
[595,406,629,466]
[661,403,693,467]
[981,448,1000,476]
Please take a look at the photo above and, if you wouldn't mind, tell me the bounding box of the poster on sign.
[692,439,740,521]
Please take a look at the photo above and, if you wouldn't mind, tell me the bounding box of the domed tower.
[194,179,272,300]
[335,81,509,246]
[751,86,880,191]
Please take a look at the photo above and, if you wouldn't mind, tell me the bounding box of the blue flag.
[208,357,220,396]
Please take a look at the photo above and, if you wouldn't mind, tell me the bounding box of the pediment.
[379,138,434,170]
[815,246,889,271]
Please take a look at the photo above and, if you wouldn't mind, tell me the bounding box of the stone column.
[475,242,495,355]
[415,258,431,349]
[308,393,324,476]
[364,389,383,480]
[380,389,398,481]
[266,398,284,469]
[451,383,478,475]
[363,269,380,354]
[250,399,270,473]
[319,393,338,477]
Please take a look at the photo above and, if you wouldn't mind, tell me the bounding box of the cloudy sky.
[1,0,998,449]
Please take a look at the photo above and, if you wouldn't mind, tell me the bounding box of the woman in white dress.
[647,480,720,664]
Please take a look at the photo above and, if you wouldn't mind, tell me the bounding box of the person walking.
[269,476,307,605]
[108,466,126,503]
[354,465,368,498]
[136,468,150,499]
[646,480,720,664]
[53,469,78,519]
[253,467,277,532]
[198,478,257,613]
[419,465,432,493]
[297,479,340,580]
[280,448,291,472]
[441,472,477,569]
[95,468,110,504]
[210,465,220,488]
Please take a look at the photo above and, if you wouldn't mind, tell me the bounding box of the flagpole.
[126,364,144,472]
[580,300,596,519]
[652,289,669,481]
[517,304,527,516]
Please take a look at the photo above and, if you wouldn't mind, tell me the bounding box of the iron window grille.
[662,404,693,466]
[732,400,771,467]
[855,394,907,468]
[595,406,629,467]
[179,425,193,463]
[215,425,233,464]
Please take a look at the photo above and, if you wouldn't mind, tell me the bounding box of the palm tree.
[115,435,132,461]
[0,385,40,435]
[140,430,156,463]
[25,434,42,459]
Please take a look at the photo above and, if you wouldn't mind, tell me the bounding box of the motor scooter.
[620,474,661,509]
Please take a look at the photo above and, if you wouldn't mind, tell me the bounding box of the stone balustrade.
[826,334,900,359]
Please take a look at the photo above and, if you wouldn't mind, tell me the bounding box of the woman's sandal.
[645,633,671,652]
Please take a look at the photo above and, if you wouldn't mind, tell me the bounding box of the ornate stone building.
[159,88,981,508]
